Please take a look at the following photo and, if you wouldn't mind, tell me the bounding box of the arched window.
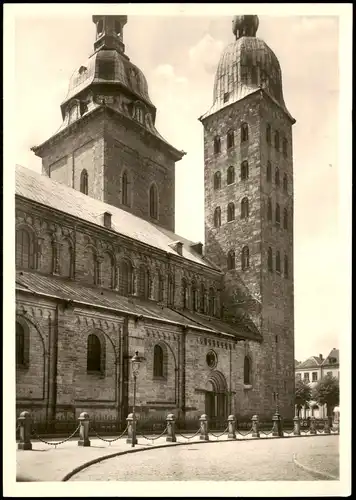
[214,136,221,154]
[241,246,250,270]
[16,228,34,269]
[275,203,281,225]
[200,283,206,313]
[122,171,129,206]
[267,161,272,182]
[274,131,280,151]
[284,254,289,278]
[244,356,251,385]
[283,208,288,230]
[268,247,273,272]
[241,197,249,219]
[101,252,114,289]
[275,167,280,187]
[213,171,221,190]
[16,321,28,368]
[227,250,235,270]
[267,198,272,221]
[276,251,281,273]
[80,169,88,195]
[214,207,221,228]
[266,124,271,144]
[227,202,235,222]
[157,273,164,302]
[182,278,188,308]
[87,334,103,372]
[227,130,234,149]
[283,138,288,158]
[60,239,73,278]
[138,265,149,298]
[241,161,249,181]
[153,344,164,378]
[208,287,215,316]
[168,274,174,306]
[192,281,198,312]
[149,184,158,219]
[227,166,235,185]
[241,123,249,142]
[119,260,132,296]
[283,173,288,193]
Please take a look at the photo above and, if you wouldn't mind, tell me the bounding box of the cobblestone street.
[70,435,339,481]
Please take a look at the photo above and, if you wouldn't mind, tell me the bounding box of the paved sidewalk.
[16,431,337,482]
[293,438,339,480]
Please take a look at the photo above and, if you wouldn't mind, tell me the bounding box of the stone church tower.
[200,16,296,417]
[32,15,185,233]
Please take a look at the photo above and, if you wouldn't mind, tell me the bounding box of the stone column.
[17,411,32,450]
[272,413,283,437]
[251,414,260,438]
[132,269,138,296]
[293,415,301,436]
[126,413,137,444]
[199,414,209,441]
[166,414,177,442]
[78,412,90,447]
[227,415,236,439]
[309,416,316,435]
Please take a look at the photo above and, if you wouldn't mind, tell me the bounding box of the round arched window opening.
[206,350,218,369]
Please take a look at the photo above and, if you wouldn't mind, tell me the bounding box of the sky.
[9,5,350,362]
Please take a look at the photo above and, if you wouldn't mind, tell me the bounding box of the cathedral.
[15,14,295,424]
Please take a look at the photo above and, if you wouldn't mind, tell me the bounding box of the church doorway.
[204,371,228,429]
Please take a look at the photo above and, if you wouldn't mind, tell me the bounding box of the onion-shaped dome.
[60,49,154,118]
[200,16,294,122]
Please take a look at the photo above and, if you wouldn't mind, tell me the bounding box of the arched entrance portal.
[205,371,228,425]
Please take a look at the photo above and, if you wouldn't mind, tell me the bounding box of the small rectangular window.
[303,372,310,382]
[223,92,229,103]
[312,372,318,382]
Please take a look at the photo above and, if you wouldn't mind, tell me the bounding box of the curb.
[292,453,339,481]
[62,432,339,482]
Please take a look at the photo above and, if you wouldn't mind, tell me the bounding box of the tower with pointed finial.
[31,15,185,232]
[200,16,296,419]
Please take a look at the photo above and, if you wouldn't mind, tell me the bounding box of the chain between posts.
[137,425,168,443]
[236,426,254,436]
[209,426,229,438]
[259,428,274,436]
[90,424,128,445]
[31,425,80,448]
[175,428,201,440]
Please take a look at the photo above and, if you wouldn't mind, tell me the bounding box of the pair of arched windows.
[181,279,216,316]
[213,124,249,154]
[214,198,249,227]
[266,163,288,192]
[267,247,289,278]
[267,198,289,229]
[227,246,250,271]
[87,333,105,373]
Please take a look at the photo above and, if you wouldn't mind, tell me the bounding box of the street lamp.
[273,391,279,415]
[131,350,141,448]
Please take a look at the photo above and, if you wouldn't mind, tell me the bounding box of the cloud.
[188,33,224,74]
[152,64,188,84]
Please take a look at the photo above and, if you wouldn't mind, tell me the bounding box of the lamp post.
[273,391,279,415]
[131,350,141,448]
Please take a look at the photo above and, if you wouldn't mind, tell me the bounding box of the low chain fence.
[16,410,339,451]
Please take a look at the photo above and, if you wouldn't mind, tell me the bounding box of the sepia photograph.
[3,2,351,497]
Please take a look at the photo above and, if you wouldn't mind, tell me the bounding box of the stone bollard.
[227,415,236,439]
[199,414,209,441]
[17,411,32,450]
[272,413,284,437]
[293,415,301,436]
[78,412,91,447]
[309,416,317,435]
[251,415,260,438]
[166,414,177,443]
[126,413,137,445]
[323,416,331,435]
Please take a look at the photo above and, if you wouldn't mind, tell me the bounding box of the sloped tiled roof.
[322,348,339,366]
[15,165,218,271]
[16,271,251,341]
[296,356,323,370]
